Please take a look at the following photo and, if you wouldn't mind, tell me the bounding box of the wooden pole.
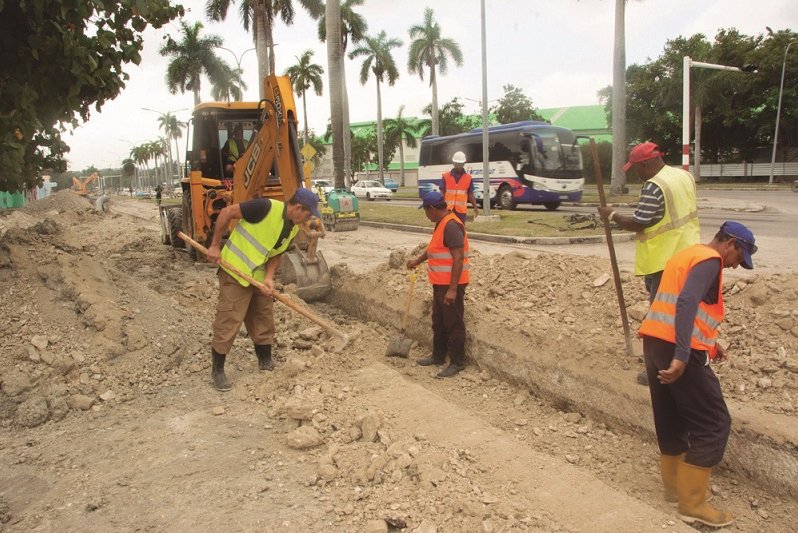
[590,138,635,357]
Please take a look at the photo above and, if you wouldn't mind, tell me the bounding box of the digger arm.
[231,74,306,205]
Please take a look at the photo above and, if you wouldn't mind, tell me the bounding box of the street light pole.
[769,41,797,185]
[479,0,492,218]
[682,57,755,173]
[216,46,256,72]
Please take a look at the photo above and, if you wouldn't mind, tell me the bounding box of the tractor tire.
[544,202,561,211]
[167,208,185,249]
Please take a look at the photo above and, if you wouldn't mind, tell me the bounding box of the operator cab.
[186,104,261,181]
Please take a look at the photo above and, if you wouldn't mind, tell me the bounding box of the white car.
[473,181,497,206]
[312,179,334,197]
[351,180,392,201]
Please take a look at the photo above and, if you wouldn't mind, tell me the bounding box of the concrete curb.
[359,220,636,245]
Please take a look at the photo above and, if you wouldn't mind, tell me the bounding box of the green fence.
[0,191,25,209]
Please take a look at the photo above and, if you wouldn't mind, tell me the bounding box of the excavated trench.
[323,257,798,500]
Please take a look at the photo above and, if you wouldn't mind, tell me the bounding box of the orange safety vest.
[443,171,472,214]
[427,213,470,286]
[639,244,725,358]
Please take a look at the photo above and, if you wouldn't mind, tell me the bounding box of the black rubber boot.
[436,364,465,378]
[417,356,446,366]
[255,344,275,371]
[211,349,231,391]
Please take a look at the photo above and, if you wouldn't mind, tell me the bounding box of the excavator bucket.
[280,249,331,302]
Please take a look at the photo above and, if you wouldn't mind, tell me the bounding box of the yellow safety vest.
[635,166,700,275]
[220,200,298,286]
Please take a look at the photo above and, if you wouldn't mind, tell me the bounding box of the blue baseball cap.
[419,190,446,209]
[720,220,757,269]
[293,187,320,217]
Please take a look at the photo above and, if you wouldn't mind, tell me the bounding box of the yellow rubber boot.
[677,462,734,528]
[660,453,685,503]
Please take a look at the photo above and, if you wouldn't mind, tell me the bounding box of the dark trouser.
[431,284,467,365]
[644,270,663,303]
[643,336,731,467]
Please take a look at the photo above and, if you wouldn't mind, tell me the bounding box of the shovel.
[386,271,417,357]
[178,231,351,351]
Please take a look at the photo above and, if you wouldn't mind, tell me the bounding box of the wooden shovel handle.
[177,232,345,339]
[400,272,417,331]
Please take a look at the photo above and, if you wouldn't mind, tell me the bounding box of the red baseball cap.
[623,142,665,171]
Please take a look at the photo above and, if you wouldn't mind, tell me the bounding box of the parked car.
[312,179,334,197]
[383,178,399,192]
[473,181,497,207]
[351,180,393,201]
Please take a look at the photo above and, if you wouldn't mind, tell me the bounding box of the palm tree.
[325,0,346,187]
[407,8,463,136]
[318,0,368,182]
[382,105,419,186]
[157,112,188,181]
[159,21,230,106]
[284,50,324,147]
[349,30,402,184]
[206,0,323,97]
[210,65,249,102]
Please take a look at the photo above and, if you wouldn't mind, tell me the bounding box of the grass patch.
[358,204,606,238]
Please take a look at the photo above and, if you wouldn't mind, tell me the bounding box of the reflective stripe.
[236,224,271,257]
[223,240,258,270]
[696,308,720,330]
[643,310,715,346]
[653,292,678,304]
[428,263,471,272]
[636,209,699,242]
[428,252,453,259]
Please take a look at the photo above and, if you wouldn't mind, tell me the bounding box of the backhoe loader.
[159,74,330,301]
[72,172,98,196]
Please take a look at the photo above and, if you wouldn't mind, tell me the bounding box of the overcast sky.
[64,0,797,170]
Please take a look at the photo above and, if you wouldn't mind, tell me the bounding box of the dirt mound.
[339,246,798,417]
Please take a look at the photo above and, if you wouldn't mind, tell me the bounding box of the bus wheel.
[544,202,561,211]
[498,186,517,210]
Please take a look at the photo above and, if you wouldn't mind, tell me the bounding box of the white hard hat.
[452,151,467,164]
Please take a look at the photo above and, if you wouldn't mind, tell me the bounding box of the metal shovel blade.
[386,331,413,358]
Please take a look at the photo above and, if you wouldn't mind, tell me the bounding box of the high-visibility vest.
[227,139,245,163]
[427,213,470,285]
[443,171,472,214]
[635,166,700,275]
[639,244,724,358]
[220,200,298,287]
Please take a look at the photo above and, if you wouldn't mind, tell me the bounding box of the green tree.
[159,21,232,106]
[210,65,249,102]
[491,85,544,124]
[382,105,419,186]
[285,50,324,146]
[0,0,183,192]
[349,30,403,184]
[423,98,480,136]
[318,0,368,182]
[407,7,463,136]
[205,0,323,97]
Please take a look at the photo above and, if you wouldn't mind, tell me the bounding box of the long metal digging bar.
[588,139,635,358]
[177,232,350,351]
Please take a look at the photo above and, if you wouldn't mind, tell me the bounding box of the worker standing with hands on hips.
[440,151,480,223]
[205,188,320,391]
[598,141,700,385]
[639,221,757,528]
[406,191,470,378]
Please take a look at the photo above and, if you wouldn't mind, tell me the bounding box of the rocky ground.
[0,191,795,532]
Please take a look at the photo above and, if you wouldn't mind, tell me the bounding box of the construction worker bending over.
[639,221,757,528]
[406,191,470,378]
[441,151,479,223]
[205,189,320,391]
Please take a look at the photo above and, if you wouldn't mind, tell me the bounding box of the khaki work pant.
[211,269,275,354]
